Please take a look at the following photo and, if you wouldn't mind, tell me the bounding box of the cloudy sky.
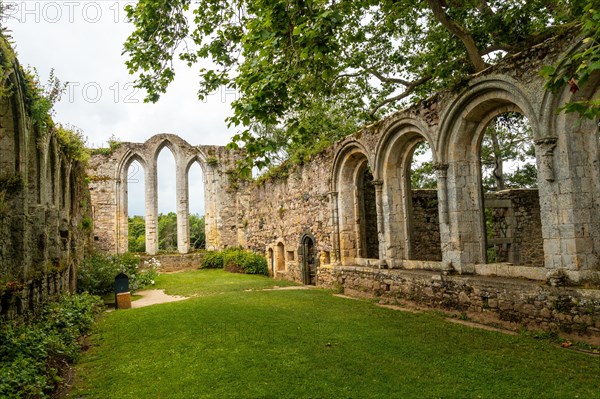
[4,1,236,216]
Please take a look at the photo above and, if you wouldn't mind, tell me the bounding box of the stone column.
[328,191,341,264]
[443,160,481,274]
[373,180,387,268]
[203,167,217,250]
[354,187,364,259]
[116,177,128,254]
[176,162,190,254]
[434,163,449,224]
[534,137,558,182]
[145,158,158,255]
[434,163,454,272]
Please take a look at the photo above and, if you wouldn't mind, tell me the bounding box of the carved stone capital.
[534,137,558,155]
[434,163,449,178]
[433,163,449,171]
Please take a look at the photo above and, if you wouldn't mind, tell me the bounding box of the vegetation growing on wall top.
[90,135,123,156]
[55,125,89,163]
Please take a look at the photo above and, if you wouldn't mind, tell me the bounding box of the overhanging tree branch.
[426,0,487,72]
[366,68,413,86]
[369,75,432,118]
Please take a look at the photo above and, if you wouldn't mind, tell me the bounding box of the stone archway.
[374,117,441,267]
[437,77,545,273]
[331,140,382,266]
[88,134,242,254]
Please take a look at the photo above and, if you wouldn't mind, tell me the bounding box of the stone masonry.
[88,135,241,255]
[88,34,600,335]
[0,39,91,319]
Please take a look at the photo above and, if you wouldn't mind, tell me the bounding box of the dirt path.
[131,290,189,308]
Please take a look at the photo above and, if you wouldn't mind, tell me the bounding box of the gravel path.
[131,289,189,308]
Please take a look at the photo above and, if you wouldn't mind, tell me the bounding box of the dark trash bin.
[114,273,131,310]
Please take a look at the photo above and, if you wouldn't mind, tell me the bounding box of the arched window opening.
[276,242,285,272]
[408,141,441,261]
[188,161,206,250]
[480,112,542,266]
[127,160,146,253]
[157,147,178,252]
[336,148,379,264]
[357,165,379,259]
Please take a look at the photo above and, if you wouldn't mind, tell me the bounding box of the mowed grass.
[152,269,300,297]
[69,271,600,399]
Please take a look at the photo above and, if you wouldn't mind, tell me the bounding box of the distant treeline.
[128,213,205,252]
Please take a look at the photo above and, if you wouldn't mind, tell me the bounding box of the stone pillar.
[537,128,600,279]
[176,162,190,254]
[373,180,387,268]
[329,191,341,264]
[434,163,453,272]
[534,137,558,182]
[444,160,481,274]
[353,187,363,259]
[434,163,449,224]
[145,158,158,255]
[116,177,128,254]
[203,167,218,250]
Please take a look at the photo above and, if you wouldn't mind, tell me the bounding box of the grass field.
[68,270,600,398]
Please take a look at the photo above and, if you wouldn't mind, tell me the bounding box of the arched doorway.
[267,248,274,276]
[301,235,317,285]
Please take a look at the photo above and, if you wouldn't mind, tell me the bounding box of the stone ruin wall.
[0,41,91,319]
[485,189,544,267]
[316,267,600,336]
[88,136,242,255]
[240,151,337,281]
[84,33,600,335]
[238,34,600,335]
[410,190,442,262]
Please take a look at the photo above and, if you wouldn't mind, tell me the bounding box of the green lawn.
[68,271,599,398]
[153,269,299,297]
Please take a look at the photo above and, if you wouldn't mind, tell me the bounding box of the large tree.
[124,0,593,173]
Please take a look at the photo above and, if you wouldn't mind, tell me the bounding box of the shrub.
[77,253,117,295]
[201,248,268,275]
[0,293,103,398]
[77,253,160,295]
[200,250,225,269]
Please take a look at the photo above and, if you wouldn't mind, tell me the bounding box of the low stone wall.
[484,189,543,267]
[318,266,600,336]
[411,190,442,261]
[140,253,206,273]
